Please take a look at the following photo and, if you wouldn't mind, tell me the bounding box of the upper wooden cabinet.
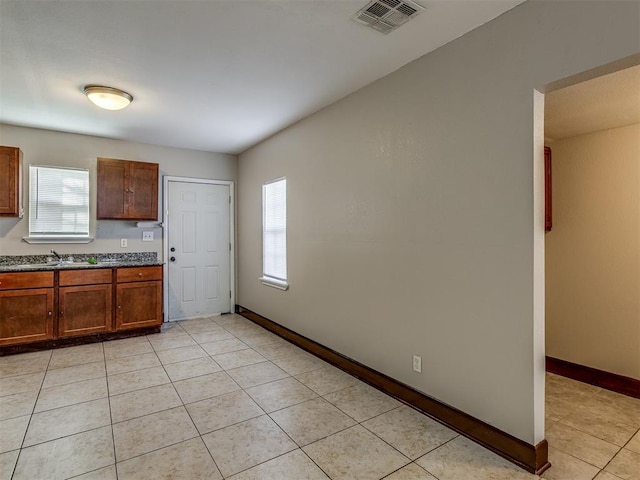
[0,146,23,217]
[97,157,159,220]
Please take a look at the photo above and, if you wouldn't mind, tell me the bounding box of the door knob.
[170,257,176,262]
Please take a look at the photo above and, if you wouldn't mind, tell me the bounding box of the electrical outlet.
[142,231,153,242]
[413,355,422,373]
[120,238,127,248]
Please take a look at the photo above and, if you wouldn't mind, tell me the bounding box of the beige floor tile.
[270,397,356,446]
[112,406,198,462]
[253,341,305,360]
[362,405,458,459]
[48,343,104,370]
[0,450,19,480]
[236,332,284,348]
[271,350,328,375]
[147,332,197,351]
[43,361,105,389]
[627,430,640,454]
[303,425,409,480]
[72,464,117,479]
[383,462,438,479]
[164,356,222,382]
[0,350,50,366]
[295,365,361,396]
[186,390,264,434]
[116,437,221,480]
[245,376,317,412]
[227,449,329,480]
[545,396,576,423]
[110,383,182,423]
[173,371,240,404]
[34,377,107,413]
[416,436,536,480]
[595,472,627,480]
[541,448,601,480]
[213,349,267,370]
[190,330,235,344]
[12,426,114,480]
[178,317,223,332]
[580,394,640,429]
[105,352,160,375]
[103,337,154,360]
[202,415,297,477]
[324,382,402,422]
[200,338,250,356]
[155,344,207,365]
[604,448,640,480]
[0,415,29,453]
[0,390,37,420]
[0,355,49,379]
[546,423,620,468]
[226,361,289,388]
[24,398,111,447]
[560,408,637,446]
[0,371,44,396]
[107,366,170,395]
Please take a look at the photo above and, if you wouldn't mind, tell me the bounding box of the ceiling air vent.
[352,0,425,35]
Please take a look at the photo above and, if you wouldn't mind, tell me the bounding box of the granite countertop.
[0,261,164,273]
[0,252,162,273]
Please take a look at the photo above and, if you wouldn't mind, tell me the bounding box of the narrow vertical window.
[261,178,288,290]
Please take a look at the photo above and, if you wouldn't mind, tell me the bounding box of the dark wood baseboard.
[236,305,550,475]
[546,356,640,399]
[0,326,161,356]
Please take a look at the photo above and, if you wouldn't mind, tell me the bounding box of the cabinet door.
[0,146,22,217]
[128,161,159,220]
[59,285,113,337]
[116,281,162,330]
[97,158,128,219]
[0,288,54,345]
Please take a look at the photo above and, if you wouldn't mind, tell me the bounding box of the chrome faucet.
[50,249,62,261]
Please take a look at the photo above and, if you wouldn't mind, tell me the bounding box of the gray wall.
[0,124,236,258]
[237,0,640,445]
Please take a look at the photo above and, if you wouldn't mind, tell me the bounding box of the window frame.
[260,177,288,290]
[23,165,94,244]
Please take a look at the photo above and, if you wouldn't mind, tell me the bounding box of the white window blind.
[262,178,287,289]
[29,166,90,238]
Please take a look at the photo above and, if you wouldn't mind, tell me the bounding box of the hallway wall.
[546,124,640,379]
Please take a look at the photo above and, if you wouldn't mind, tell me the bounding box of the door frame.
[162,176,235,322]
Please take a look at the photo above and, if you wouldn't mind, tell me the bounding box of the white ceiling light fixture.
[83,85,133,110]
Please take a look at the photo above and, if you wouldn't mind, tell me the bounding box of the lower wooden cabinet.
[58,284,113,337]
[116,281,163,330]
[0,288,54,346]
[0,266,162,348]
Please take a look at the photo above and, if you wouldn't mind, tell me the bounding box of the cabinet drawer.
[59,269,112,286]
[117,266,162,283]
[0,271,54,290]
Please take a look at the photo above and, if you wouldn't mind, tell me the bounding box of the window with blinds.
[261,178,288,290]
[29,165,90,238]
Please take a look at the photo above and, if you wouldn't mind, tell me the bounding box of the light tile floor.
[0,314,637,479]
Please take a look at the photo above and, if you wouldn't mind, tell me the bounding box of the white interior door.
[167,180,231,321]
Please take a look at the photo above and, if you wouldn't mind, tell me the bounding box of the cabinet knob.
[138,273,143,277]
[118,305,121,309]
[48,311,52,316]
[60,311,64,316]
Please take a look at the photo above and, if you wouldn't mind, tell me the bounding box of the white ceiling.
[0,0,524,155]
[545,65,640,141]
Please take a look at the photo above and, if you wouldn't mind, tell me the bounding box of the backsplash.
[0,252,159,266]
